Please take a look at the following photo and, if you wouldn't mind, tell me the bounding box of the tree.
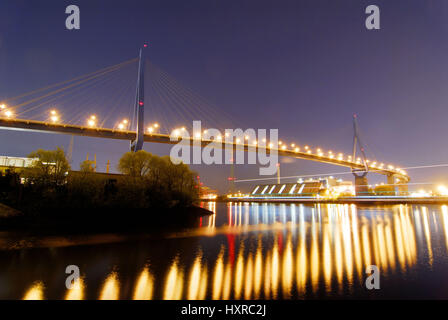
[374,184,395,196]
[80,160,95,173]
[117,151,199,205]
[118,150,153,177]
[158,156,196,194]
[26,147,70,185]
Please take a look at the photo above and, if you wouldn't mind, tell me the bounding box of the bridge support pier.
[387,174,409,196]
[397,182,409,195]
[353,174,369,196]
[387,174,396,196]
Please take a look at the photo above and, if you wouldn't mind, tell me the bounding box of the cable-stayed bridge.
[0,46,409,193]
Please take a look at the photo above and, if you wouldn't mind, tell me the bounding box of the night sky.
[1,0,448,193]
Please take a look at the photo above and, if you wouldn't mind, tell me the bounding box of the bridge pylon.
[130,44,147,152]
[351,114,370,196]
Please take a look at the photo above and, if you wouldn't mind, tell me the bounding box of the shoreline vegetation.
[0,148,212,234]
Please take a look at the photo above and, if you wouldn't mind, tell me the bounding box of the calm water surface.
[1,202,448,299]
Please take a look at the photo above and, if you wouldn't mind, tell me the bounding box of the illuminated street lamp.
[87,115,97,127]
[1,104,14,119]
[147,123,159,133]
[49,110,59,123]
[4,110,13,118]
[116,119,129,131]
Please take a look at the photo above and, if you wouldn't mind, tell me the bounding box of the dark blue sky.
[1,0,448,193]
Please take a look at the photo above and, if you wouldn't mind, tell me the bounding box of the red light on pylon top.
[139,101,144,106]
[143,44,148,48]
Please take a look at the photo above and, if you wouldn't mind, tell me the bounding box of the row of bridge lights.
[169,127,406,176]
[86,115,160,134]
[0,106,406,176]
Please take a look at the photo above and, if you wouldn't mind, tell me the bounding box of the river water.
[1,202,448,299]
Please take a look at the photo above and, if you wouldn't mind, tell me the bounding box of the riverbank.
[0,203,213,235]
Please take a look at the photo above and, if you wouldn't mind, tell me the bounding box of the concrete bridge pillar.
[353,174,369,196]
[387,174,397,196]
[396,177,409,196]
[387,175,409,196]
[397,183,409,195]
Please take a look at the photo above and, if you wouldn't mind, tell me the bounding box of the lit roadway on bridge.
[0,117,410,182]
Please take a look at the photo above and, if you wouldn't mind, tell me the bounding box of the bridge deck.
[0,117,409,181]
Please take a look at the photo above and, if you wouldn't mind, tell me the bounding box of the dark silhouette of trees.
[0,148,199,215]
[79,160,95,173]
[118,151,152,177]
[117,151,199,207]
[26,147,70,185]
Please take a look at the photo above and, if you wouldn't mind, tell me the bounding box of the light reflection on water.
[5,202,448,299]
[65,278,85,300]
[23,281,44,300]
[133,266,153,300]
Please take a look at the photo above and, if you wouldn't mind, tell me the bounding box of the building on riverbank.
[0,156,35,174]
[243,177,355,199]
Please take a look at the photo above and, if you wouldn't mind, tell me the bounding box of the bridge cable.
[5,58,137,103]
